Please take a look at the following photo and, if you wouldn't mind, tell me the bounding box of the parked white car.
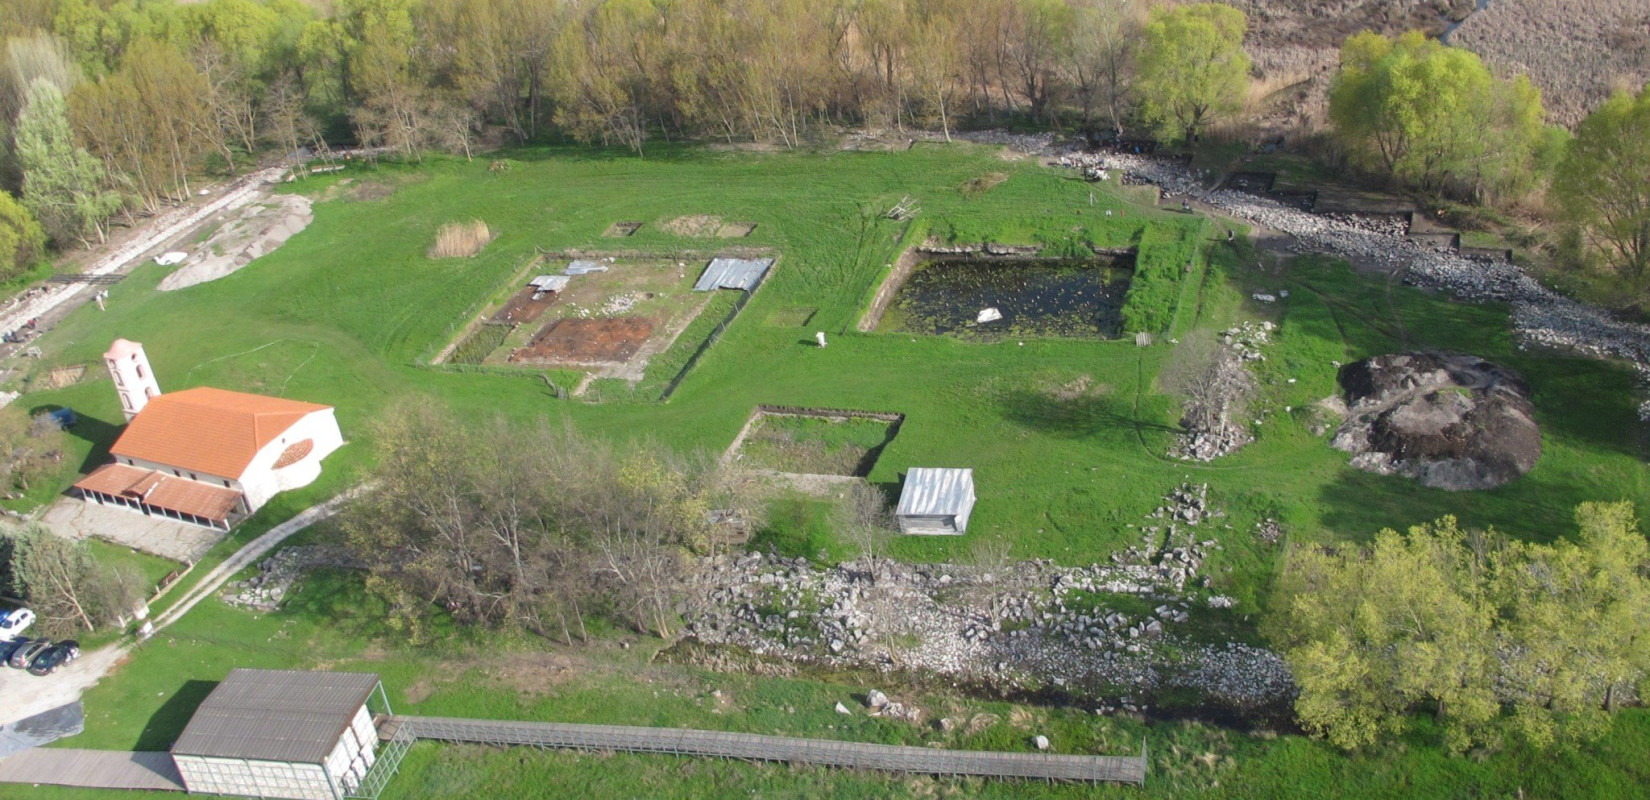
[0,608,36,642]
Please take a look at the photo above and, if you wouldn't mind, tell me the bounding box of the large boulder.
[1331,352,1540,490]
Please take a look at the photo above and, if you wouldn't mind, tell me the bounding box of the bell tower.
[105,338,161,421]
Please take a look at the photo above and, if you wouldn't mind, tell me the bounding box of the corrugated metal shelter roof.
[693,257,774,292]
[172,669,379,763]
[565,260,608,275]
[529,275,570,292]
[896,468,975,516]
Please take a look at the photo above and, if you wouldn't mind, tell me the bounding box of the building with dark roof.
[171,669,389,800]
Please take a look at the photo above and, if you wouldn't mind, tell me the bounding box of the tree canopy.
[15,78,118,245]
[1135,3,1250,144]
[1269,504,1650,753]
[0,189,46,282]
[1329,31,1553,201]
[1554,85,1650,291]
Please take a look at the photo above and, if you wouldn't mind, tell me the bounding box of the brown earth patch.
[716,222,757,238]
[41,364,87,389]
[490,286,560,325]
[604,221,644,237]
[511,317,655,365]
[484,652,583,696]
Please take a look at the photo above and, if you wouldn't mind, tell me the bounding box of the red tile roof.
[111,387,330,479]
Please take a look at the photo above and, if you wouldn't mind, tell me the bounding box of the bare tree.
[1160,330,1257,459]
[838,481,895,581]
[344,403,766,641]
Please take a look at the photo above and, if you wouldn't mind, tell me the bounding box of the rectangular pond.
[881,256,1133,340]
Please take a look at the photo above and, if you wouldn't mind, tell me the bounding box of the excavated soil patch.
[490,286,560,325]
[1332,351,1541,490]
[604,221,643,237]
[510,317,655,365]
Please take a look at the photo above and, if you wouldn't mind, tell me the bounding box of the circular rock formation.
[1331,352,1541,490]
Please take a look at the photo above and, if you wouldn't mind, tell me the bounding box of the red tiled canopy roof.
[73,464,242,523]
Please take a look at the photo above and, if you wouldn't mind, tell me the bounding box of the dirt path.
[0,487,363,728]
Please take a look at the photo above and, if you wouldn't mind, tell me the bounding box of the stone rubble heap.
[683,484,1294,714]
[222,546,358,611]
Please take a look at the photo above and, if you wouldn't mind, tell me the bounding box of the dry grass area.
[429,220,493,258]
[1452,0,1650,126]
[959,172,1010,198]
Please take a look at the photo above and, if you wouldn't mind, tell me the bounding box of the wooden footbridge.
[389,715,1148,785]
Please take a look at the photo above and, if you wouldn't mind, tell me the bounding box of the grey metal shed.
[896,468,976,535]
[693,257,774,292]
[171,669,394,800]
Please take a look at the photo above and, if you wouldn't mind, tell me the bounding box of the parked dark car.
[7,638,51,669]
[27,640,79,676]
[0,636,32,665]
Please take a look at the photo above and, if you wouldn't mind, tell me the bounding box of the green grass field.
[7,141,1650,798]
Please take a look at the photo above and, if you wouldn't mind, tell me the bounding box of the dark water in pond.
[886,258,1133,340]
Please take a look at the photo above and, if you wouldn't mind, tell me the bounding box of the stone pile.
[682,485,1295,714]
[222,546,358,611]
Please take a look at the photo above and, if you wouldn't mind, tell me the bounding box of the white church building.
[72,339,343,530]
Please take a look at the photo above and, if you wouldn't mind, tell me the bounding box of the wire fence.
[396,716,1146,785]
[658,289,753,401]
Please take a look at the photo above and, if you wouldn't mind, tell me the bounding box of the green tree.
[1134,3,1249,144]
[1273,506,1650,753]
[1491,502,1650,748]
[3,525,144,635]
[1268,517,1499,752]
[0,189,46,281]
[15,79,119,245]
[1329,31,1549,200]
[70,38,210,211]
[1554,85,1650,289]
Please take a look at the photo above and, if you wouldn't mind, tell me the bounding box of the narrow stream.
[1440,0,1492,45]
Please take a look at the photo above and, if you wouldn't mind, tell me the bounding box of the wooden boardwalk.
[397,715,1147,785]
[0,749,183,791]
